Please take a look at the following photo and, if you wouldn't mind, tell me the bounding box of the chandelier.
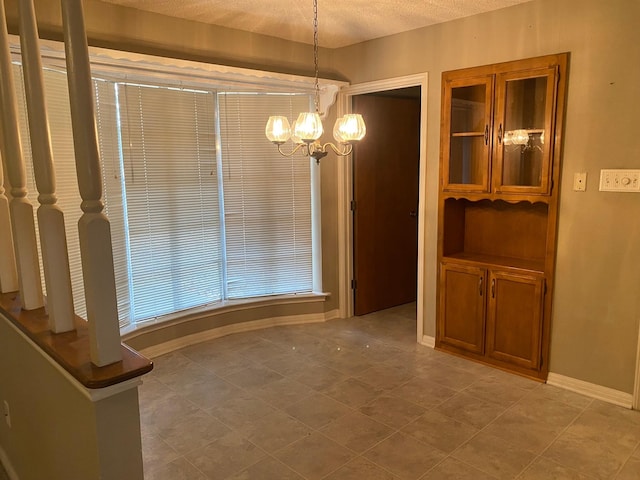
[265,0,366,163]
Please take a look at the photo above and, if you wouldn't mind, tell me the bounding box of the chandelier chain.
[313,0,320,113]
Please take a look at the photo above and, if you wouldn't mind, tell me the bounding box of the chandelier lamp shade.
[265,0,366,163]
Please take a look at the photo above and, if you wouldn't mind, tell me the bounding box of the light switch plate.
[599,169,640,192]
[573,172,587,191]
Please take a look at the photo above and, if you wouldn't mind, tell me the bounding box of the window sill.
[121,293,330,358]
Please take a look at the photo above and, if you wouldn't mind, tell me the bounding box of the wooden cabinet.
[436,53,568,380]
[441,56,563,198]
[439,262,545,371]
[439,263,486,355]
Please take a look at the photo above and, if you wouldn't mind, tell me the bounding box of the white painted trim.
[0,313,141,402]
[634,322,640,409]
[420,335,436,348]
[9,34,347,96]
[0,445,19,480]
[336,73,429,339]
[139,309,341,358]
[547,372,633,409]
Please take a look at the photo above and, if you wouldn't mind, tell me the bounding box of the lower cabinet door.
[438,263,487,354]
[486,270,544,369]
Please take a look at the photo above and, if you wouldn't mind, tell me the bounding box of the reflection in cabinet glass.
[502,76,547,187]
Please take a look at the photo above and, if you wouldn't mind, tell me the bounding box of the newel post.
[0,0,43,309]
[61,0,121,366]
[18,0,75,332]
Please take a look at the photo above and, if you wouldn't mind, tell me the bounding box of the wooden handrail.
[0,291,153,389]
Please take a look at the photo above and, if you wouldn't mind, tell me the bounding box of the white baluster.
[19,0,75,332]
[0,0,43,309]
[0,147,19,294]
[61,0,121,366]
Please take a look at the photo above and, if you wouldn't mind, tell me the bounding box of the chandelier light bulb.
[294,112,324,143]
[333,114,366,144]
[265,116,291,144]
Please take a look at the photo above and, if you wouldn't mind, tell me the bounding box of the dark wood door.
[438,263,487,354]
[486,270,544,369]
[353,93,420,315]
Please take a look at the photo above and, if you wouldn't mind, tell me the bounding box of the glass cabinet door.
[441,76,493,192]
[493,66,558,194]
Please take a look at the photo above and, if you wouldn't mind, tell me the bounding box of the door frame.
[336,73,429,344]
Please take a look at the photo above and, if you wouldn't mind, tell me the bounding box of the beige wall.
[0,313,144,479]
[5,0,638,393]
[330,0,640,393]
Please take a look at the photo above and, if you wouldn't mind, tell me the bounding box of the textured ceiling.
[100,0,533,48]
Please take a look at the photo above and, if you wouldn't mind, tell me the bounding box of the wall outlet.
[573,172,587,191]
[3,400,10,428]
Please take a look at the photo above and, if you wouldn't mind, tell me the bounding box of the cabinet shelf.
[442,252,544,274]
[451,132,485,137]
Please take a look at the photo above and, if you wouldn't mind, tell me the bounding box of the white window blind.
[118,84,222,321]
[218,93,313,298]
[12,55,316,328]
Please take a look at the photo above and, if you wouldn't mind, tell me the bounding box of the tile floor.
[139,303,640,480]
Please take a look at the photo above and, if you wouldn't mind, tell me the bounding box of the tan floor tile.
[251,377,315,409]
[324,456,401,480]
[323,377,385,408]
[420,457,499,479]
[434,392,507,429]
[452,431,536,479]
[261,352,321,377]
[227,457,304,480]
[237,410,311,453]
[402,410,478,453]
[543,427,636,479]
[616,457,640,480]
[178,376,245,410]
[284,393,351,429]
[144,457,207,480]
[274,431,354,479]
[292,363,348,391]
[481,409,564,454]
[415,363,479,391]
[156,410,232,455]
[140,395,202,433]
[390,377,457,409]
[141,434,181,475]
[364,432,446,480]
[184,431,266,480]
[517,457,598,480]
[462,377,531,407]
[355,364,415,392]
[527,383,593,409]
[359,395,425,429]
[320,411,395,453]
[208,391,276,430]
[222,364,284,389]
[508,394,582,429]
[311,349,374,375]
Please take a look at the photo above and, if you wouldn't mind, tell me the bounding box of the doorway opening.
[335,73,430,345]
[352,87,421,316]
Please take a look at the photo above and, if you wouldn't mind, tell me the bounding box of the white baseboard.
[140,309,340,359]
[0,445,19,480]
[547,372,633,409]
[420,335,435,348]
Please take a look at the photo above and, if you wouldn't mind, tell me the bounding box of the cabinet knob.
[409,211,417,218]
[498,124,503,144]
[479,276,483,296]
[484,125,489,145]
[491,278,496,298]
